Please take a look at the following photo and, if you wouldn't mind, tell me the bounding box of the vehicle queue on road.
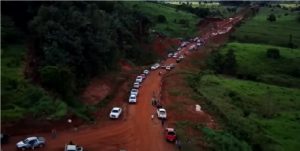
[109,37,205,144]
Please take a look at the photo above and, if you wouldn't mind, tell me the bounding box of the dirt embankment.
[152,36,181,56]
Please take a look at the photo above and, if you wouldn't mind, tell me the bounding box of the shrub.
[206,51,224,74]
[267,13,276,22]
[157,14,167,23]
[266,48,280,59]
[201,127,252,151]
[39,66,75,99]
[178,19,190,27]
[223,49,237,75]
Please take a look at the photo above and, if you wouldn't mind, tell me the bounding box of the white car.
[177,47,181,51]
[166,66,171,70]
[189,45,196,51]
[157,108,167,119]
[129,95,137,103]
[109,107,122,119]
[179,55,184,59]
[65,144,83,151]
[16,136,46,150]
[136,76,143,83]
[151,63,160,70]
[143,69,149,75]
[168,53,173,58]
[172,53,178,58]
[170,63,175,69]
[130,88,139,96]
[180,41,189,47]
[133,82,140,88]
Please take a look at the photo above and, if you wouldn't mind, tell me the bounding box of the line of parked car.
[160,38,205,142]
[109,68,150,119]
[109,37,204,119]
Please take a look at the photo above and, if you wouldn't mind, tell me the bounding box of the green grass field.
[191,74,300,151]
[126,2,199,38]
[232,7,300,47]
[187,41,300,150]
[220,42,300,87]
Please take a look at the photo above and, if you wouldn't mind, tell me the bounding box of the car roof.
[166,128,175,132]
[131,89,138,91]
[66,145,77,150]
[159,108,166,111]
[112,107,121,110]
[26,137,37,140]
[130,94,136,97]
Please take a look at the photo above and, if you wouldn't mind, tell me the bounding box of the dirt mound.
[119,59,133,72]
[152,36,180,56]
[82,77,112,105]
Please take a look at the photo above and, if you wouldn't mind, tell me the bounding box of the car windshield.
[131,89,137,92]
[23,138,30,143]
[130,96,136,99]
[168,132,176,135]
[112,109,119,113]
[160,111,166,114]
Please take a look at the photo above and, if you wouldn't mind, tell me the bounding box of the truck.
[65,144,84,151]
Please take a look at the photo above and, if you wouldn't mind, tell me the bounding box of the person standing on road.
[151,114,154,121]
[51,129,57,139]
[176,139,182,150]
[161,118,165,127]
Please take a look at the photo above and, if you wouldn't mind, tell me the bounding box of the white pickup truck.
[65,144,83,151]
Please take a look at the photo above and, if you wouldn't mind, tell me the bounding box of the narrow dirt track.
[2,11,247,151]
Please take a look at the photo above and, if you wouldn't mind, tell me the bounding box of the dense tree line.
[2,2,157,122]
[26,2,154,101]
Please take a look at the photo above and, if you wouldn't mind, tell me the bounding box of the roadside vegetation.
[1,1,178,123]
[1,44,69,121]
[126,2,199,38]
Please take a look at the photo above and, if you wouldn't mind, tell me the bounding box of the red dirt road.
[2,69,174,151]
[2,12,247,151]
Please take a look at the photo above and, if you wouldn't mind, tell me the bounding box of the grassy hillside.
[1,44,69,121]
[126,2,199,37]
[189,74,300,151]
[188,42,300,150]
[232,7,300,47]
[220,42,300,87]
